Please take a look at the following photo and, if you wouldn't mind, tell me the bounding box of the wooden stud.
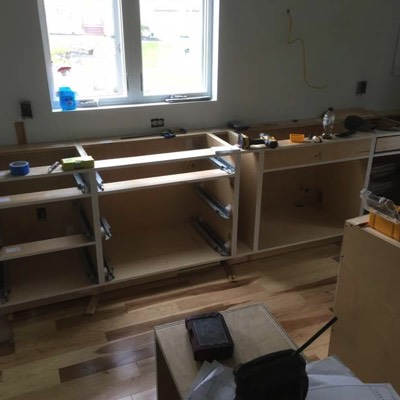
[14,121,27,145]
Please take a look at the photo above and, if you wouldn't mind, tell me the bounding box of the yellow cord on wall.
[286,9,327,89]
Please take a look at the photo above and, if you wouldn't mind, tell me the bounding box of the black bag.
[233,349,308,400]
[233,316,338,400]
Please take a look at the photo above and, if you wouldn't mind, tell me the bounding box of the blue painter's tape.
[9,161,30,176]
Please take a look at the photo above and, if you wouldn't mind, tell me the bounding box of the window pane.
[139,0,209,96]
[43,0,125,100]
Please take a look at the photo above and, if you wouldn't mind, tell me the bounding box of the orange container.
[369,212,400,241]
[290,133,305,143]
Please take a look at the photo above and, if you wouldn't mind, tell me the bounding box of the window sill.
[52,97,216,113]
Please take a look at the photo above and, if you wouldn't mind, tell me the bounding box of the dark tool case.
[185,312,234,362]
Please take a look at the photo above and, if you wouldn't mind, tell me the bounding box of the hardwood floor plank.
[59,345,154,382]
[105,302,242,342]
[96,332,154,355]
[0,243,340,400]
[125,276,260,312]
[2,363,150,400]
[131,388,156,400]
[275,276,338,294]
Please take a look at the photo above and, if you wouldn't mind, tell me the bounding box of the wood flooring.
[0,242,341,400]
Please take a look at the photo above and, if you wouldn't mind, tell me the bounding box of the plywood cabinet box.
[0,118,399,313]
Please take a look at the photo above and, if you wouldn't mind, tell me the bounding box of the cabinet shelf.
[258,206,344,250]
[100,169,232,195]
[0,234,95,261]
[0,187,90,209]
[102,224,225,282]
[3,250,96,310]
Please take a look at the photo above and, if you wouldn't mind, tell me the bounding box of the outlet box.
[356,80,367,95]
[20,101,33,119]
[151,118,165,128]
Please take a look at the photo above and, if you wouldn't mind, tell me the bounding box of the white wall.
[1,0,400,145]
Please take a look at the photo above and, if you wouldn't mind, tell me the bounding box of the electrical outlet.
[20,101,33,119]
[151,118,165,128]
[356,80,367,95]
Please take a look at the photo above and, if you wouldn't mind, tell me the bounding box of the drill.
[238,133,278,149]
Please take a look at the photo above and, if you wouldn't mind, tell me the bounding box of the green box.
[61,156,95,171]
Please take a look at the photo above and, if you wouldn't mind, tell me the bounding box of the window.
[38,0,217,109]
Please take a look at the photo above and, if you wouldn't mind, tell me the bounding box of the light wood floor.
[0,242,341,400]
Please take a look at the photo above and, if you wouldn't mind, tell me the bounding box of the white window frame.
[38,0,218,110]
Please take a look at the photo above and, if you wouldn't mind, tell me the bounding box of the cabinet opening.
[99,182,233,281]
[82,133,229,161]
[369,154,400,204]
[258,159,367,250]
[3,249,95,307]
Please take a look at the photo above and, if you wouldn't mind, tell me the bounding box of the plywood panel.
[329,219,400,392]
[375,135,400,153]
[264,138,371,171]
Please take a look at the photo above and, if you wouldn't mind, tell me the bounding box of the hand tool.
[238,133,278,149]
[47,161,60,173]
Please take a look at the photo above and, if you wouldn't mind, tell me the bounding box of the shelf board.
[1,250,96,311]
[0,234,95,261]
[258,206,344,250]
[102,224,225,282]
[100,169,232,194]
[95,148,219,171]
[0,165,93,182]
[0,187,90,209]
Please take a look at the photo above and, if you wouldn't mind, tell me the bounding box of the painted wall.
[1,0,400,145]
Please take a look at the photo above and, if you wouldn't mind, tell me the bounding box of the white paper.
[307,382,400,400]
[185,360,235,400]
[185,356,400,400]
[306,356,400,400]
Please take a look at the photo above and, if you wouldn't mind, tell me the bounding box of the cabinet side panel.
[329,223,400,392]
[238,152,261,250]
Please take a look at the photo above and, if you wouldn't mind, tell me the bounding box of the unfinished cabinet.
[237,131,372,253]
[0,145,103,309]
[82,132,240,283]
[0,133,240,312]
[1,120,397,313]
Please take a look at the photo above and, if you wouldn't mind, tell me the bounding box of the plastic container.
[360,188,400,240]
[57,67,76,111]
[290,133,305,143]
[58,87,76,111]
[322,107,335,139]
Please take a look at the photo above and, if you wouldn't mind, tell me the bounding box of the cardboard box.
[369,211,400,241]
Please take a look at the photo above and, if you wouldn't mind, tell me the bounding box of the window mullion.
[121,0,143,103]
[37,0,58,108]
